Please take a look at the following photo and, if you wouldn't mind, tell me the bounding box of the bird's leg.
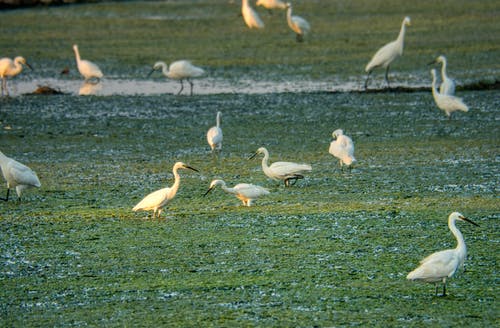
[0,188,9,201]
[296,34,304,43]
[435,283,439,296]
[188,78,194,96]
[364,71,371,90]
[442,281,447,297]
[284,179,290,187]
[1,78,8,96]
[177,80,184,95]
[385,65,391,88]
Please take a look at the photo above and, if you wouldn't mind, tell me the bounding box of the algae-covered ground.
[0,1,499,327]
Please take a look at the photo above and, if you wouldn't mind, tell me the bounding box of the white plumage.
[0,150,41,201]
[250,147,312,187]
[434,55,456,95]
[204,179,270,206]
[285,2,311,42]
[242,0,264,29]
[0,56,32,96]
[132,162,198,218]
[407,212,479,296]
[73,44,103,82]
[329,129,356,169]
[149,60,205,95]
[430,69,469,118]
[364,16,411,89]
[206,111,223,152]
[256,0,287,10]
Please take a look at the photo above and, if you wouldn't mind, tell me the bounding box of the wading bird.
[206,111,223,152]
[0,150,41,201]
[148,60,205,96]
[242,0,264,29]
[364,16,411,89]
[285,2,311,42]
[204,179,270,206]
[132,162,198,218]
[0,56,33,96]
[256,0,287,10]
[73,44,103,83]
[430,69,468,119]
[407,212,479,296]
[329,129,356,170]
[430,55,456,95]
[250,147,312,187]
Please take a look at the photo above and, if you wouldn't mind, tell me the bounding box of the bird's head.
[286,2,292,9]
[403,16,411,26]
[450,212,480,227]
[332,129,344,139]
[148,61,165,77]
[204,179,225,196]
[174,161,199,173]
[15,57,33,71]
[249,147,267,160]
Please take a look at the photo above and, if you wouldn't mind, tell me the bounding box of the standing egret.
[430,55,456,95]
[285,2,311,42]
[242,0,264,29]
[329,129,356,170]
[407,212,479,296]
[206,111,223,152]
[132,162,198,218]
[430,69,468,119]
[256,0,287,10]
[0,56,33,96]
[0,150,41,201]
[73,44,103,83]
[364,16,411,89]
[204,179,270,206]
[250,147,312,187]
[148,60,205,96]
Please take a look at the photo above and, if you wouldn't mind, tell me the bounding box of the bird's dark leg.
[442,282,447,297]
[296,34,304,42]
[385,65,391,88]
[177,80,184,95]
[188,78,194,96]
[1,188,10,201]
[284,179,290,187]
[364,71,371,90]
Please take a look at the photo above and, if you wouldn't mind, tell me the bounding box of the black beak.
[462,216,480,227]
[203,186,215,197]
[248,152,258,160]
[147,68,156,77]
[25,62,33,71]
[427,60,436,66]
[186,165,199,173]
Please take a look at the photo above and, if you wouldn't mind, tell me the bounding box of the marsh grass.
[0,1,499,327]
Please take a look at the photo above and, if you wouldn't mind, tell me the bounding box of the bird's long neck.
[12,60,23,75]
[221,184,236,195]
[261,150,270,171]
[440,60,448,79]
[73,47,81,64]
[431,73,439,98]
[216,112,221,128]
[170,167,182,196]
[449,218,467,260]
[396,21,407,51]
[287,7,293,24]
[161,63,170,76]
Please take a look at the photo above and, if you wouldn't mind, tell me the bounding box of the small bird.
[256,0,287,10]
[73,44,103,83]
[364,16,411,89]
[430,55,456,96]
[329,129,356,170]
[204,179,270,206]
[206,111,223,152]
[148,60,205,95]
[250,147,312,187]
[132,162,198,218]
[407,212,479,296]
[0,150,41,201]
[430,69,469,119]
[0,56,33,96]
[242,0,264,29]
[285,2,311,42]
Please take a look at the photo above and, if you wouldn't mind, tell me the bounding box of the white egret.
[329,129,356,170]
[0,56,33,96]
[250,147,312,187]
[242,0,264,29]
[132,162,198,218]
[256,0,287,10]
[430,55,456,95]
[148,60,205,96]
[285,2,311,42]
[430,69,468,119]
[407,212,479,296]
[0,150,41,201]
[364,16,411,89]
[73,44,103,82]
[204,179,270,206]
[206,111,223,152]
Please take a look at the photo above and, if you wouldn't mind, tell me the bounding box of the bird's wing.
[234,183,270,197]
[270,161,312,176]
[133,188,169,211]
[366,40,398,71]
[80,60,103,78]
[440,95,469,112]
[170,60,205,78]
[293,16,310,32]
[206,127,223,144]
[417,249,461,278]
[7,161,41,187]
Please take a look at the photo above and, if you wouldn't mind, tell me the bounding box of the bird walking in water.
[132,162,198,218]
[148,60,205,96]
[407,212,479,296]
[0,56,33,96]
[430,69,468,119]
[250,147,312,187]
[364,16,411,89]
[329,129,356,170]
[204,179,270,206]
[430,55,456,96]
[73,44,103,83]
[285,2,311,42]
[242,0,264,29]
[206,111,223,153]
[0,150,41,201]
